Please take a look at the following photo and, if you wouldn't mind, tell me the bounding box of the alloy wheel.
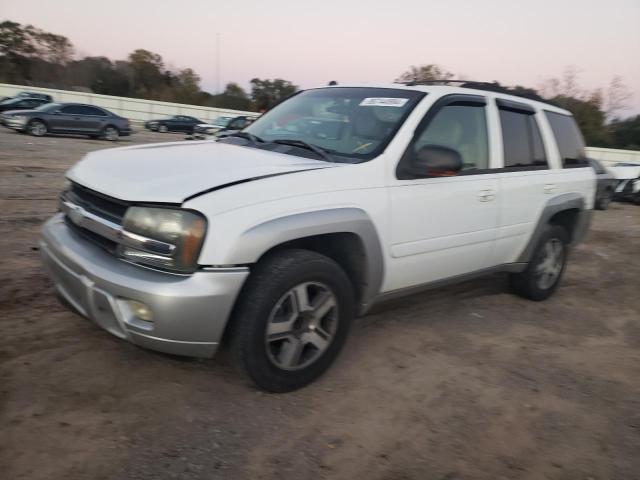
[29,121,47,136]
[104,126,119,141]
[535,238,564,290]
[265,281,338,371]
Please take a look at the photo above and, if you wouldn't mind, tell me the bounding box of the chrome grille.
[65,183,128,224]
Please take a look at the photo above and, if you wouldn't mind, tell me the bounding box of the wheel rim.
[159,125,167,132]
[535,238,564,290]
[30,121,46,136]
[265,281,338,371]
[104,127,118,141]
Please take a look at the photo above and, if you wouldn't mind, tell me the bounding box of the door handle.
[477,189,496,202]
[543,184,558,194]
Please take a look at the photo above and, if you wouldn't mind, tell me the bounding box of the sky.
[2,0,640,114]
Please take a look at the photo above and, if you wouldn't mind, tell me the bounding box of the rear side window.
[60,105,84,115]
[499,109,548,169]
[545,111,588,167]
[81,106,107,116]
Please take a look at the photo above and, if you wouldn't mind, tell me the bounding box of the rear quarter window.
[544,111,589,168]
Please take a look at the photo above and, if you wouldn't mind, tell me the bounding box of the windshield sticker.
[359,97,409,107]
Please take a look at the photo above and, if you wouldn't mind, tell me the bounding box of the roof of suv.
[322,83,571,116]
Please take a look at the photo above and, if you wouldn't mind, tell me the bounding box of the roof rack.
[395,79,557,106]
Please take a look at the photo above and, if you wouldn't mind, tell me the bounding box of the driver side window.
[413,104,489,171]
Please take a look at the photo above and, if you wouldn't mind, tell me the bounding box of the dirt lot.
[1,127,639,480]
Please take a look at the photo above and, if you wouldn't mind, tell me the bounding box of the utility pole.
[216,33,221,94]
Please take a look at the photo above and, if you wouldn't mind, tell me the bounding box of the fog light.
[127,300,153,322]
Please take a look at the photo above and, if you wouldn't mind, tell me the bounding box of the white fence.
[0,83,256,124]
[585,147,640,166]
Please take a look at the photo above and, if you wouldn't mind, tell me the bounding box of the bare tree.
[605,76,632,120]
[395,64,454,83]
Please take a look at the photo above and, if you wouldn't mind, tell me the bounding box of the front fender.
[228,208,384,312]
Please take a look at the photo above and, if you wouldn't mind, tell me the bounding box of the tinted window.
[413,104,489,171]
[60,105,84,115]
[545,111,588,167]
[81,106,107,116]
[499,110,548,168]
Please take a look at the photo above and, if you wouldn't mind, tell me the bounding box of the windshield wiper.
[225,131,265,144]
[272,139,334,162]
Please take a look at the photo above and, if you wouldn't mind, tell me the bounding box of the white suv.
[41,83,595,391]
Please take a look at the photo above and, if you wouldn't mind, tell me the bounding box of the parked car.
[609,163,640,204]
[15,91,54,102]
[5,102,130,140]
[0,96,50,113]
[192,115,256,139]
[144,115,203,134]
[41,83,595,392]
[588,159,617,210]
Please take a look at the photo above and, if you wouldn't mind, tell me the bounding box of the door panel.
[385,95,500,292]
[387,175,499,290]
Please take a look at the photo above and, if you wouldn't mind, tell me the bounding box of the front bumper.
[6,117,27,130]
[41,214,249,357]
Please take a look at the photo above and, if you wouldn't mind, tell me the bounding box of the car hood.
[67,140,337,203]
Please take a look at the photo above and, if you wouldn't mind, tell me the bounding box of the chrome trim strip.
[201,266,250,272]
[120,229,175,256]
[60,198,176,256]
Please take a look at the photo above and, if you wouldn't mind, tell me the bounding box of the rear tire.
[510,225,569,301]
[596,190,613,210]
[27,119,47,137]
[229,249,355,392]
[102,125,119,141]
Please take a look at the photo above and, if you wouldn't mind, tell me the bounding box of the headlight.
[13,115,27,123]
[118,207,207,273]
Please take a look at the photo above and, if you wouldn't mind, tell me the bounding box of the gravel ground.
[1,127,639,480]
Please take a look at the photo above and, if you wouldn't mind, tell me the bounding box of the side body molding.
[228,208,385,314]
[517,192,590,263]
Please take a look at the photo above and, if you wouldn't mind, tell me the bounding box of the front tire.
[27,119,47,137]
[229,249,355,392]
[158,124,168,133]
[510,225,569,301]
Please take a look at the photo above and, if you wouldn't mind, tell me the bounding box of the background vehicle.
[589,159,617,210]
[0,96,50,113]
[14,91,54,102]
[6,102,131,140]
[144,115,203,134]
[41,84,595,392]
[192,115,256,139]
[610,163,640,204]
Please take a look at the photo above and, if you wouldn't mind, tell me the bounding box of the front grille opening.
[66,183,128,223]
[65,217,118,255]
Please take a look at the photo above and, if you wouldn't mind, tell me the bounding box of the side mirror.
[407,144,463,178]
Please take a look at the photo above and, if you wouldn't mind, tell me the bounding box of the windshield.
[35,103,61,112]
[244,87,425,160]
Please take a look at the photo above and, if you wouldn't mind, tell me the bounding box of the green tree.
[127,49,166,99]
[173,68,201,104]
[608,116,640,150]
[207,82,253,110]
[250,78,298,111]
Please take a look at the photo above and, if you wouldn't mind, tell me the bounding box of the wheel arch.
[228,208,384,315]
[517,193,592,263]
